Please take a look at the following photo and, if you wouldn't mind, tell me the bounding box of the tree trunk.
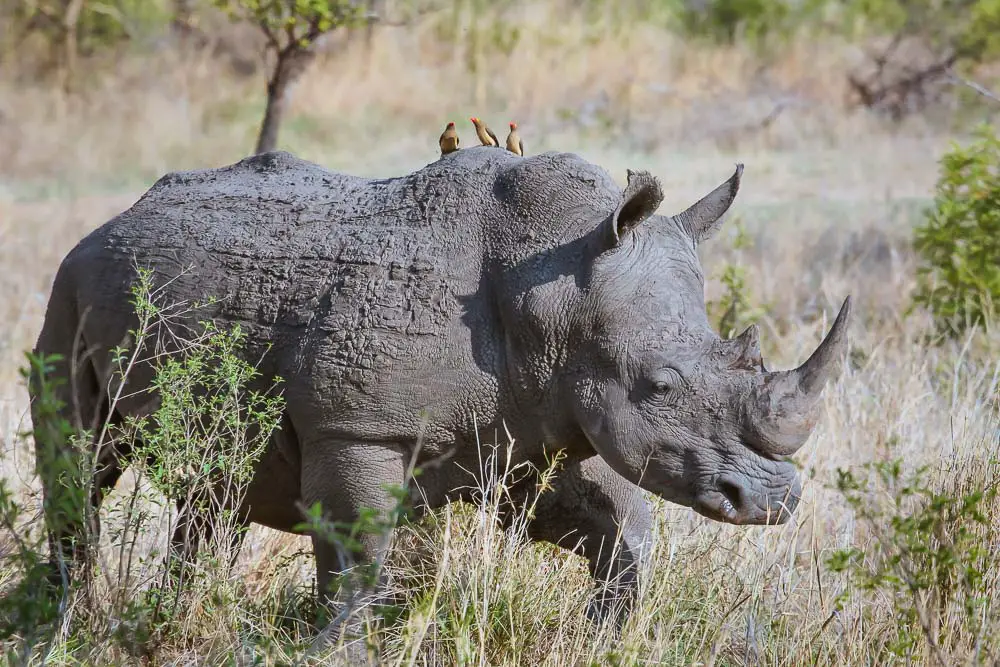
[254,46,316,155]
[364,0,382,51]
[255,71,290,155]
[61,0,86,94]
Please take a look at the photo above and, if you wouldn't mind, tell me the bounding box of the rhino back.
[63,150,516,444]
[95,150,488,321]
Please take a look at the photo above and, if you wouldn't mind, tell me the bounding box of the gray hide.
[30,146,850,624]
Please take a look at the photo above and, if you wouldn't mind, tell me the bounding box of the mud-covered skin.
[31,146,850,625]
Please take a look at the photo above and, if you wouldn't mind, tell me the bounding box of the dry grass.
[1,2,998,664]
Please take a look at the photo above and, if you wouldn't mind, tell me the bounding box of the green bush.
[911,124,1000,338]
[676,0,790,43]
[664,0,826,46]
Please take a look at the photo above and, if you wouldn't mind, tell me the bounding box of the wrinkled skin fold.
[29,147,851,631]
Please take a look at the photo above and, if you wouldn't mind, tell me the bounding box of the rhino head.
[547,164,850,526]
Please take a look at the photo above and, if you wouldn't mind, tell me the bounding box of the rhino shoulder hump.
[492,150,621,223]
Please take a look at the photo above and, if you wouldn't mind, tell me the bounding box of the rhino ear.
[673,163,744,244]
[603,169,665,246]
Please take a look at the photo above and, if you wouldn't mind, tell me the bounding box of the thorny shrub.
[0,265,287,661]
[707,217,767,339]
[828,455,1000,664]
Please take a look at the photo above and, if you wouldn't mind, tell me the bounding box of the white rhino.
[30,147,850,623]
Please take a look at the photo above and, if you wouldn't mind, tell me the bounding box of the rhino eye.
[649,368,683,395]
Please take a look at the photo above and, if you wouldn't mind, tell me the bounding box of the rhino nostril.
[718,478,745,513]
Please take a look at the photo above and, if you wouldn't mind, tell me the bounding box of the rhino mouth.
[694,475,799,525]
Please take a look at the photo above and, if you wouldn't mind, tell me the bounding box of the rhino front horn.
[745,296,852,456]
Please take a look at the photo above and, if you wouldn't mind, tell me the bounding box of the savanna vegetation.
[1,0,999,664]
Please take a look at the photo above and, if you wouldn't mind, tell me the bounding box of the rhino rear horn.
[726,323,763,370]
[746,296,852,456]
[673,163,743,244]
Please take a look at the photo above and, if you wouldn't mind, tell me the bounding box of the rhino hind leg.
[522,456,653,629]
[30,300,126,581]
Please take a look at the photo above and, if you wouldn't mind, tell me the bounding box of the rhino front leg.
[525,455,653,628]
[300,441,407,608]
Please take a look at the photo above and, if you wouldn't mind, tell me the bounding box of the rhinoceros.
[30,147,850,622]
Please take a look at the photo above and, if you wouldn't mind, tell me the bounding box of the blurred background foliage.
[5,1,1000,99]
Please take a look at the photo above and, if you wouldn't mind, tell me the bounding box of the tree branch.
[302,17,326,45]
[946,69,1000,105]
[259,20,280,51]
[284,13,298,47]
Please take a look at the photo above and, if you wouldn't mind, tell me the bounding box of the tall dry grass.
[1,2,997,664]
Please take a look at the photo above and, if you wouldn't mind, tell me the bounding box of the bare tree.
[839,0,1000,119]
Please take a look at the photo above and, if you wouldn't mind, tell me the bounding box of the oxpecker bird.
[470,116,499,147]
[439,121,460,155]
[505,121,523,156]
